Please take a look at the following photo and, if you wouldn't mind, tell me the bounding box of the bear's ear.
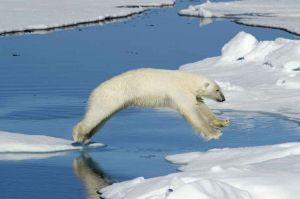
[204,82,210,88]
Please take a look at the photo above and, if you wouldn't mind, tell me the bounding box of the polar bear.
[73,68,229,144]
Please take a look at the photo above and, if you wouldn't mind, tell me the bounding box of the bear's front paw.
[211,118,230,128]
[220,118,230,127]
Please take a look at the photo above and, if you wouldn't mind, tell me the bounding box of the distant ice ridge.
[0,131,104,153]
[0,0,175,35]
[180,31,300,120]
[179,0,300,35]
[100,141,300,199]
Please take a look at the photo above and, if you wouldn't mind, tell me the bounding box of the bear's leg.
[73,96,124,143]
[175,100,222,140]
[196,102,230,128]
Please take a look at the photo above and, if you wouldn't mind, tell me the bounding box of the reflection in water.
[73,153,110,199]
[199,17,214,27]
[0,152,67,161]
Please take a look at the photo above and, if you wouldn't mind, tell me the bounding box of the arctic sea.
[0,0,298,199]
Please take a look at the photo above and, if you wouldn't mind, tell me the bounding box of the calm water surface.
[0,0,299,199]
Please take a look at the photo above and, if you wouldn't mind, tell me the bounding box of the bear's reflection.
[73,153,110,199]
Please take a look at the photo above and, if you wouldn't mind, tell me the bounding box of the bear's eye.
[216,89,220,92]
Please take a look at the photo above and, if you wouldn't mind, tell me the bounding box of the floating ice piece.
[0,131,105,153]
[166,142,300,172]
[0,152,68,161]
[100,142,300,199]
[179,0,300,35]
[0,0,175,35]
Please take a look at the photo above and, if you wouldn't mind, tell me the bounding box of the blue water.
[0,0,299,199]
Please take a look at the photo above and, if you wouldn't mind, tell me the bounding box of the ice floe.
[180,31,300,120]
[100,142,300,199]
[0,131,104,154]
[179,0,300,35]
[0,0,175,35]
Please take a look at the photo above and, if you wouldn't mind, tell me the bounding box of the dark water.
[0,0,299,199]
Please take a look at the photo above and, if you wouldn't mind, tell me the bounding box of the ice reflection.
[0,151,67,161]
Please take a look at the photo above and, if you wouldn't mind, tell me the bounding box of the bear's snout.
[217,93,225,102]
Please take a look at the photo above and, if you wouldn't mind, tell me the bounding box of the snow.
[0,0,175,35]
[179,0,300,35]
[99,31,300,199]
[0,131,104,153]
[180,31,300,120]
[100,142,300,199]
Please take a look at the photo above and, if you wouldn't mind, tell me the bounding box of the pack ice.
[0,0,175,35]
[179,0,300,35]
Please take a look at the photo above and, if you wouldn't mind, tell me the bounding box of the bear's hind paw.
[73,122,91,144]
[203,129,223,140]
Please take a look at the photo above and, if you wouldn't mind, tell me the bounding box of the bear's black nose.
[217,94,225,102]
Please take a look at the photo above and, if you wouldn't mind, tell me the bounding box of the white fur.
[73,68,229,143]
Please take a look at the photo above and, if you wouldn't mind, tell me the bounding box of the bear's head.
[198,80,225,102]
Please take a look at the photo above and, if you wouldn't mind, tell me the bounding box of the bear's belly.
[127,95,173,108]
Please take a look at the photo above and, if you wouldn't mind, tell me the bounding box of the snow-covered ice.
[181,31,300,120]
[179,0,300,35]
[99,31,300,199]
[0,131,104,153]
[100,142,300,199]
[0,0,175,35]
